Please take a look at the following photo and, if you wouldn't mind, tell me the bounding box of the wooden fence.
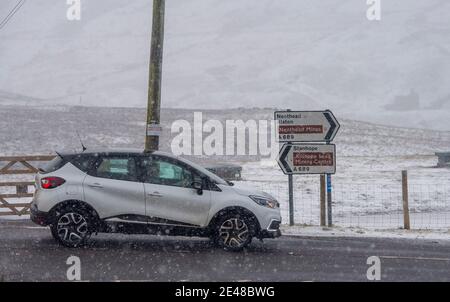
[0,156,55,216]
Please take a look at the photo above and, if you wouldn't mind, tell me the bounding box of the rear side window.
[69,155,97,173]
[93,157,137,182]
[40,156,66,174]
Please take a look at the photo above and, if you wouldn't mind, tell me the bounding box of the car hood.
[229,183,276,200]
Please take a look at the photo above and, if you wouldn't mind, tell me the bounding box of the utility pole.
[145,0,166,152]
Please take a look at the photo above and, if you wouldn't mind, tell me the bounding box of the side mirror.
[192,181,203,195]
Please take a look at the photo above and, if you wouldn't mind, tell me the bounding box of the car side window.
[70,155,97,173]
[141,157,201,188]
[94,156,137,182]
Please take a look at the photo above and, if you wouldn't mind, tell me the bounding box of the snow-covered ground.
[237,155,450,229]
[281,225,450,241]
[0,106,449,230]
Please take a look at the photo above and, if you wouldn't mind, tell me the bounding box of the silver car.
[31,149,281,251]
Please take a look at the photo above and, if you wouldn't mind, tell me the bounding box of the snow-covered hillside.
[1,0,450,130]
[0,105,449,158]
[2,104,450,228]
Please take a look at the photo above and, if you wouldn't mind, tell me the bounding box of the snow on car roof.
[57,148,173,158]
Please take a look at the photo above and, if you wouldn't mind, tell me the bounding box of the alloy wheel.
[219,218,249,248]
[56,212,89,246]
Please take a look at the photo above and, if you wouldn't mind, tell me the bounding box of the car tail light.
[41,177,66,189]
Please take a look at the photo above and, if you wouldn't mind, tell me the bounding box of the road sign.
[277,143,336,175]
[274,110,340,142]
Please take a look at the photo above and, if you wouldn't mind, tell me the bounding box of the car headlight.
[249,195,279,209]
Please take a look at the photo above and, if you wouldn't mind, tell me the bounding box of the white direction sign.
[277,143,336,175]
[275,110,340,142]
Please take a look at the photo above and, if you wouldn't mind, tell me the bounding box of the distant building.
[204,163,243,181]
[435,152,450,168]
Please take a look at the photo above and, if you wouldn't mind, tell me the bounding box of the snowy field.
[0,105,449,230]
[237,156,450,230]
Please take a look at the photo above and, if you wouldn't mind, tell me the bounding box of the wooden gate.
[0,156,55,216]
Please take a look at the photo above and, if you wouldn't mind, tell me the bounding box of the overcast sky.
[1,0,449,130]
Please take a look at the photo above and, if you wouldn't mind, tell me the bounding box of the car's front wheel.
[213,213,254,251]
[50,208,92,248]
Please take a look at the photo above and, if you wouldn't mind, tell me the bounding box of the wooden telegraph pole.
[145,0,166,152]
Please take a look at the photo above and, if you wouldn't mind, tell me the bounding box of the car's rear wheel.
[213,213,254,251]
[50,208,92,248]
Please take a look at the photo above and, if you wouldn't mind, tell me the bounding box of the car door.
[83,155,145,219]
[140,155,212,227]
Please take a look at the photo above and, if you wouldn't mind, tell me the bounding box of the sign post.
[320,175,326,226]
[327,173,333,227]
[284,139,295,226]
[288,170,294,226]
[275,110,340,227]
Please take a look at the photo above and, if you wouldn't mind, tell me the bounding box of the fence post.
[320,175,326,226]
[402,170,411,230]
[326,174,333,227]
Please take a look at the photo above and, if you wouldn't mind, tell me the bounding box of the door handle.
[88,183,104,189]
[148,192,163,198]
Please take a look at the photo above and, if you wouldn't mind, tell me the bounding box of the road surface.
[0,221,449,282]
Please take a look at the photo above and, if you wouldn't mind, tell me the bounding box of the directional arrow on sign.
[323,111,339,141]
[275,110,340,143]
[278,144,293,174]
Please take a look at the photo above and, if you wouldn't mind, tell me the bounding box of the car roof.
[57,148,176,158]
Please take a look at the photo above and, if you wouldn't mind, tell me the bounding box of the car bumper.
[258,229,282,239]
[30,203,50,226]
[258,219,282,239]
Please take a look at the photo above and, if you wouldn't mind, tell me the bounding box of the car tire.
[213,212,254,251]
[50,206,94,248]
